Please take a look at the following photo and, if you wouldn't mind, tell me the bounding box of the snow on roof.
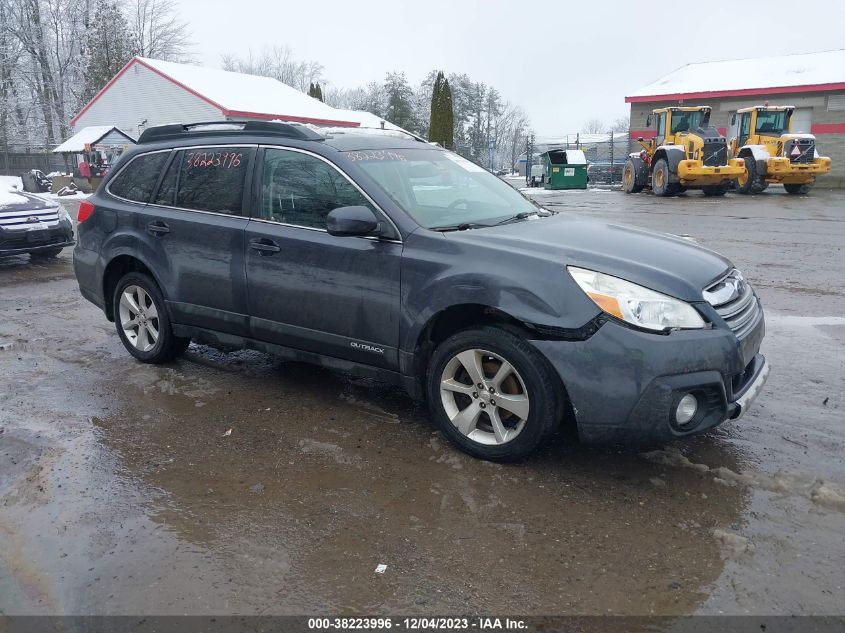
[54,126,133,153]
[138,57,360,127]
[627,49,845,102]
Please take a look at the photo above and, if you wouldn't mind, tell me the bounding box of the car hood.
[443,213,732,301]
[0,190,55,212]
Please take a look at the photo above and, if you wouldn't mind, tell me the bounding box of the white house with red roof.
[70,57,397,140]
[626,49,845,186]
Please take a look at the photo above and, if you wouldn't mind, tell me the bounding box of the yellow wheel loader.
[623,106,745,197]
[730,105,831,195]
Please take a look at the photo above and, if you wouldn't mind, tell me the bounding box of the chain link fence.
[520,132,633,187]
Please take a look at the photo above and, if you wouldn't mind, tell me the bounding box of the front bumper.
[0,219,74,256]
[531,314,767,444]
[765,157,831,184]
[677,158,745,185]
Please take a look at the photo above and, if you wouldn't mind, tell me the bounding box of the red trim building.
[69,57,387,140]
[625,50,845,186]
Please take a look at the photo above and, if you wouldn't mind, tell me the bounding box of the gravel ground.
[0,188,843,616]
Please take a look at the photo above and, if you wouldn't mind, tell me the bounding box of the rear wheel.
[702,185,728,197]
[426,326,563,461]
[622,159,643,193]
[784,183,810,195]
[113,272,190,363]
[651,158,675,197]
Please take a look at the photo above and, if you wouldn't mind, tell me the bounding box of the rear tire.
[113,272,190,363]
[651,158,675,197]
[784,183,810,195]
[622,159,643,193]
[426,326,564,462]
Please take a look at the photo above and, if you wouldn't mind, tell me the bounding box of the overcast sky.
[176,0,845,136]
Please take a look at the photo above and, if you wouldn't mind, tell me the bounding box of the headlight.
[568,266,706,332]
[56,206,70,221]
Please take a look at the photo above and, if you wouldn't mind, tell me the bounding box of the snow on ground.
[1,175,23,191]
[41,190,90,200]
[0,175,90,202]
[518,187,562,194]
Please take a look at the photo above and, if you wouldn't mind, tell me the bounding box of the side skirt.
[171,324,418,396]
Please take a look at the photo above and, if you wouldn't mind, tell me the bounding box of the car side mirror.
[326,205,381,237]
[646,114,652,127]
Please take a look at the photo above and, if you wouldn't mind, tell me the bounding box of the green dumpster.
[543,149,587,190]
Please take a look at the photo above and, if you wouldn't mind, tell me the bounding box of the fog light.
[675,393,699,426]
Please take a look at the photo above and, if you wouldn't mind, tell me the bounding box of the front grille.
[703,269,762,339]
[0,207,61,228]
[785,138,815,164]
[702,141,727,166]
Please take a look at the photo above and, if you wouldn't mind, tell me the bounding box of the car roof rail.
[137,120,326,144]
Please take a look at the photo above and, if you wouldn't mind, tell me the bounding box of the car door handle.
[250,239,281,254]
[147,221,170,235]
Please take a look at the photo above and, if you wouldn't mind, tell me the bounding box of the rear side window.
[109,152,169,203]
[175,146,253,215]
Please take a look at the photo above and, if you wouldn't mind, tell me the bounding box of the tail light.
[77,200,95,223]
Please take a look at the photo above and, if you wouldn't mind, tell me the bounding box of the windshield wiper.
[491,210,543,226]
[430,222,489,232]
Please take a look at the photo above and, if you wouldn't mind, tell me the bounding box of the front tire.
[426,326,564,461]
[736,156,757,194]
[784,183,810,195]
[113,272,190,363]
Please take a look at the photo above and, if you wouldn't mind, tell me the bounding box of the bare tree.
[127,0,191,61]
[610,116,630,133]
[222,46,323,93]
[582,118,606,134]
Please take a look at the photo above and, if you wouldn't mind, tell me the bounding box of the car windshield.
[755,110,788,135]
[347,148,537,229]
[670,110,706,133]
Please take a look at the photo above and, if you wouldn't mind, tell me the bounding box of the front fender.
[398,233,601,354]
[738,145,771,175]
[655,145,686,180]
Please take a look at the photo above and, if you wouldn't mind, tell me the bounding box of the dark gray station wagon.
[73,121,768,461]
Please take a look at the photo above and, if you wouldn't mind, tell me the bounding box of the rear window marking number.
[186,151,242,169]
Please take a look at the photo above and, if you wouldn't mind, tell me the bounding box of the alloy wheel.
[439,348,530,445]
[118,285,160,352]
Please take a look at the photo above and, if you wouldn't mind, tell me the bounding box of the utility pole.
[609,130,614,185]
[525,133,534,186]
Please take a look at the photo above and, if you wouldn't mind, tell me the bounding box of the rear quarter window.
[108,151,170,203]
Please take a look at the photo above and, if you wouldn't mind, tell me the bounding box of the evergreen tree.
[428,71,444,144]
[315,83,323,102]
[383,71,417,133]
[308,82,315,98]
[440,76,454,150]
[83,0,134,102]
